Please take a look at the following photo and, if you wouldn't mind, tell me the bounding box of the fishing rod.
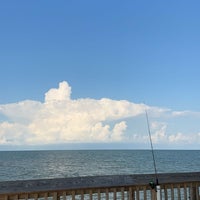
[145,110,161,200]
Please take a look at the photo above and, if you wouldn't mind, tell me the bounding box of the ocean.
[0,150,199,181]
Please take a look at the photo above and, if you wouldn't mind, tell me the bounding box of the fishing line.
[145,110,159,188]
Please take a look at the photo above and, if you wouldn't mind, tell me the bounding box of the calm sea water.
[0,150,199,181]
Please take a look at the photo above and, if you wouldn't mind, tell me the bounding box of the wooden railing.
[0,172,200,200]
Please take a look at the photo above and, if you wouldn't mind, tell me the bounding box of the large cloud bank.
[0,81,200,148]
[0,82,145,145]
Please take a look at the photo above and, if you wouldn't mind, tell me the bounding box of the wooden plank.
[97,189,101,200]
[113,188,117,200]
[0,195,8,200]
[143,186,147,200]
[170,184,174,200]
[62,192,66,200]
[177,185,181,200]
[89,189,93,200]
[184,183,187,200]
[164,185,168,200]
[190,183,197,200]
[128,187,133,200]
[53,192,57,200]
[0,172,200,195]
[106,188,109,200]
[121,187,124,200]
[81,190,84,200]
[135,187,139,200]
[72,190,75,200]
[0,172,200,200]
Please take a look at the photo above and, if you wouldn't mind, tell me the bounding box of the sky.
[0,0,200,150]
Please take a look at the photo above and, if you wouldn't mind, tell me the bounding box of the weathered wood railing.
[0,172,200,200]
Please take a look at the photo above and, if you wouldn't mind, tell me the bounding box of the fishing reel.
[149,179,159,191]
[149,180,156,190]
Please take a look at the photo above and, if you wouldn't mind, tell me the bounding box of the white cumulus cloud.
[0,81,146,145]
[1,81,200,149]
[45,81,71,102]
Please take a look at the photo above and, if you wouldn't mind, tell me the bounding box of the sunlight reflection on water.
[0,150,199,181]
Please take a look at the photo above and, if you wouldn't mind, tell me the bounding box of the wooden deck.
[0,172,200,199]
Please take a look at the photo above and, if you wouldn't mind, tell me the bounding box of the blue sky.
[0,1,200,149]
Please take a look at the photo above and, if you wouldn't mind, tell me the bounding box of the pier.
[0,172,200,200]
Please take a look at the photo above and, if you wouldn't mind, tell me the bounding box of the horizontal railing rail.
[0,172,199,200]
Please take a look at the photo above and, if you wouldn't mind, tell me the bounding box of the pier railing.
[0,172,200,200]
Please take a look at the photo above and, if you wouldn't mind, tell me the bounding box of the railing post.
[97,189,101,200]
[151,189,157,200]
[190,184,197,200]
[106,188,109,200]
[121,187,125,200]
[128,187,133,200]
[113,188,117,200]
[53,192,58,200]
